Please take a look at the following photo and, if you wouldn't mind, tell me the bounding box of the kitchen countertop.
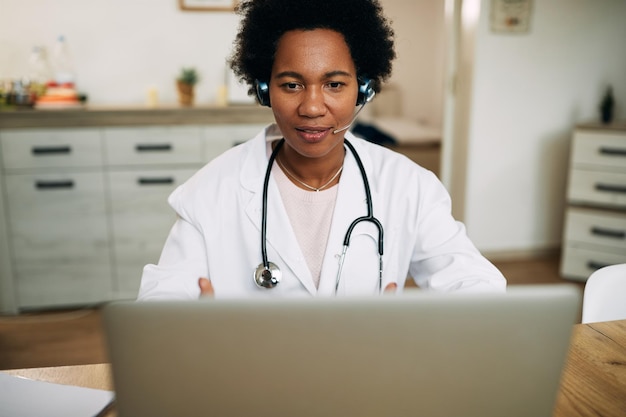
[0,105,274,129]
[577,121,626,131]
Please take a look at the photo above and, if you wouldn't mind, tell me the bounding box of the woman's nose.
[298,87,327,117]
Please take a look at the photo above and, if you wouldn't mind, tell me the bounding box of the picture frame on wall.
[179,0,237,11]
[490,0,533,33]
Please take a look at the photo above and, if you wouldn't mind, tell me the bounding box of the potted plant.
[176,67,199,107]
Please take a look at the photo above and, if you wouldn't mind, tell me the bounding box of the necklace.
[276,157,343,192]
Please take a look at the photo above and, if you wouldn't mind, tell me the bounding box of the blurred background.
[0,0,625,315]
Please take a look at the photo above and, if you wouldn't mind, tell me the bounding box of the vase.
[177,81,194,107]
[599,87,615,125]
[600,107,613,124]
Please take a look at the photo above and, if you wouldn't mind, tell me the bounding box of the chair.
[581,263,626,323]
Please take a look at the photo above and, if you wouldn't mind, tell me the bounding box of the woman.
[138,0,506,300]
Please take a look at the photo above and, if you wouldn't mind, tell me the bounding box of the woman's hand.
[198,277,214,298]
[384,282,397,294]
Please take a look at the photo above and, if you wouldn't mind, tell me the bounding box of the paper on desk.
[0,372,114,417]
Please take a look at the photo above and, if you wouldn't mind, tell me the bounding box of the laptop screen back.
[103,284,581,417]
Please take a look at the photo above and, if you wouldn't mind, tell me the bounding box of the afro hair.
[229,0,396,99]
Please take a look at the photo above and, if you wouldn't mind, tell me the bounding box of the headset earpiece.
[256,78,373,107]
[356,78,376,106]
[255,80,271,107]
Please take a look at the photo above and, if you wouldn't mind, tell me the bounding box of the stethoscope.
[253,137,384,292]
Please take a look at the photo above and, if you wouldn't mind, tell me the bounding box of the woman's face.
[269,28,359,160]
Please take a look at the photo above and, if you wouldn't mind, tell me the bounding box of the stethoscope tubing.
[258,137,384,292]
[338,139,384,292]
[342,140,384,256]
[261,139,285,269]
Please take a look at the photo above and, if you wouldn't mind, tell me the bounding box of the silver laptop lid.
[103,284,581,417]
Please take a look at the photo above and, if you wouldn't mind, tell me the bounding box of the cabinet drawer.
[203,124,265,160]
[104,127,204,166]
[563,207,626,250]
[567,168,626,208]
[560,245,626,281]
[108,168,196,296]
[4,172,113,308]
[0,129,103,170]
[571,131,626,171]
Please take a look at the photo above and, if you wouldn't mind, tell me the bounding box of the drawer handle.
[138,177,174,185]
[35,180,75,190]
[595,183,626,194]
[599,147,626,157]
[31,146,72,155]
[587,261,613,271]
[591,226,625,240]
[135,144,172,152]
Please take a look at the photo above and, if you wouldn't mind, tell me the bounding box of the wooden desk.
[4,320,626,417]
[553,319,626,417]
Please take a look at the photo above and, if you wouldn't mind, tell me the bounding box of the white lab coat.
[138,125,506,299]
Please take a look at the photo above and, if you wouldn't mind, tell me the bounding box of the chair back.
[582,263,626,323]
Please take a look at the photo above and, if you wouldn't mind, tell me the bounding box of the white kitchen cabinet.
[0,122,268,311]
[0,129,112,309]
[203,124,265,160]
[0,166,17,314]
[104,124,264,299]
[104,126,205,166]
[0,107,273,313]
[103,126,205,299]
[0,128,103,170]
[107,168,197,298]
[560,127,626,281]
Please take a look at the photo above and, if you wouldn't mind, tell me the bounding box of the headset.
[252,76,382,291]
[254,77,375,108]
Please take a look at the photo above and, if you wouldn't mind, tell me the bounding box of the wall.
[0,0,240,106]
[0,0,445,127]
[382,0,445,127]
[464,0,626,254]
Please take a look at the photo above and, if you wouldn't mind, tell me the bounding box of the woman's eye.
[283,82,300,90]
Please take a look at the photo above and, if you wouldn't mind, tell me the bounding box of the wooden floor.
[0,255,584,371]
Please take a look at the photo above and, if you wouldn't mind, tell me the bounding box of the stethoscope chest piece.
[254,262,282,288]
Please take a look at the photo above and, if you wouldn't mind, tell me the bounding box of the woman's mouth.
[295,127,331,142]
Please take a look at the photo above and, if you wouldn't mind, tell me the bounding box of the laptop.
[102,284,581,417]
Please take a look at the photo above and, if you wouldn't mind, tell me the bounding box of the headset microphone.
[333,101,370,134]
[333,78,376,134]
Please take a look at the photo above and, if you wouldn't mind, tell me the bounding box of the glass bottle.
[28,45,52,97]
[51,35,76,86]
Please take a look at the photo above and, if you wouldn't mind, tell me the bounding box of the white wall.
[465,0,626,254]
[383,0,445,127]
[0,0,240,106]
[0,0,445,127]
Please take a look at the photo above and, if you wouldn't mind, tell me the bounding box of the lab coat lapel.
[241,130,316,295]
[317,137,379,296]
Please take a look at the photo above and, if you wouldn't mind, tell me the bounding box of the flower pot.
[177,81,194,107]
